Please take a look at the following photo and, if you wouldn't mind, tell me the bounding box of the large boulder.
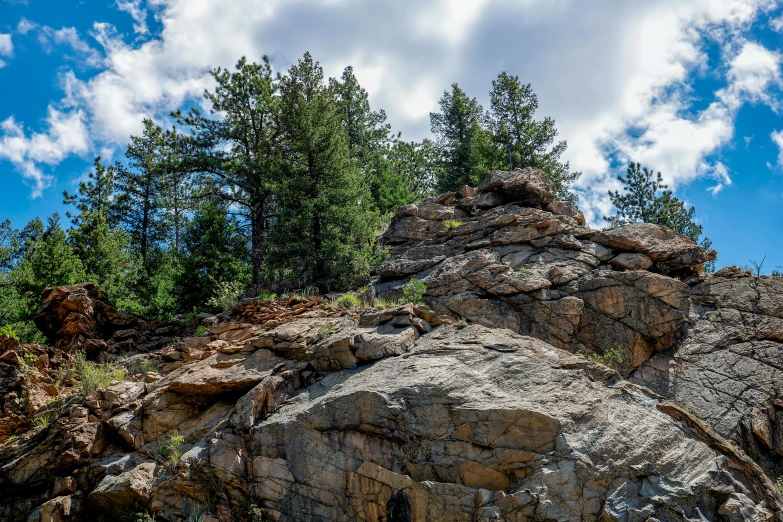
[375,169,708,374]
[33,282,185,355]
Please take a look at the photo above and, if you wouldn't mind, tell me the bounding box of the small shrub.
[401,278,427,304]
[207,280,245,312]
[455,319,468,329]
[443,219,463,231]
[159,432,186,467]
[580,347,623,368]
[133,513,155,522]
[73,352,127,395]
[317,323,336,340]
[258,292,277,301]
[0,324,19,340]
[335,293,361,309]
[141,360,158,374]
[776,476,783,496]
[195,325,209,337]
[34,412,52,430]
[372,297,397,309]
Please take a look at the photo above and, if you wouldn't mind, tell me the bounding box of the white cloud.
[708,162,732,195]
[116,0,149,35]
[3,0,782,208]
[0,108,91,197]
[0,33,13,68]
[770,129,783,167]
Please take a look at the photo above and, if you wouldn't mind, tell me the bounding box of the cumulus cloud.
[770,129,783,167]
[0,33,13,68]
[0,109,91,197]
[116,0,149,35]
[3,0,783,211]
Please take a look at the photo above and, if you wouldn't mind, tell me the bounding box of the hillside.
[1,169,782,521]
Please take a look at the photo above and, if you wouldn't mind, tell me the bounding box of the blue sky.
[1,0,783,272]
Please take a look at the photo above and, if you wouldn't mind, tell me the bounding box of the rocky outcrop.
[34,282,186,356]
[2,170,783,521]
[375,168,714,375]
[2,299,781,521]
[633,270,783,481]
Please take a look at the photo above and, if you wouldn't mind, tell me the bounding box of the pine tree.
[175,56,281,292]
[606,161,714,271]
[176,199,250,311]
[489,72,579,200]
[63,157,121,229]
[115,119,169,269]
[68,210,139,307]
[158,126,195,256]
[9,214,85,341]
[273,52,380,290]
[430,84,495,192]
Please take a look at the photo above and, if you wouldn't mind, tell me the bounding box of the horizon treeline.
[0,51,708,343]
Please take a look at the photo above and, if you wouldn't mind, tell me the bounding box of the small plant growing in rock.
[141,360,158,373]
[443,219,463,231]
[207,280,245,312]
[372,297,397,309]
[317,323,336,340]
[401,278,427,304]
[0,324,19,340]
[159,432,186,467]
[776,476,783,496]
[580,348,623,368]
[455,319,469,329]
[195,325,209,337]
[258,292,277,301]
[34,412,52,430]
[335,293,361,309]
[73,351,127,396]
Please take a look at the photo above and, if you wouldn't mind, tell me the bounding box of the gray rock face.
[633,272,783,480]
[3,311,781,521]
[375,168,711,375]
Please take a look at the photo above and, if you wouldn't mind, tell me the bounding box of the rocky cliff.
[1,169,782,522]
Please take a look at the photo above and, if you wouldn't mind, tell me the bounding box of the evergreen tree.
[0,219,19,272]
[175,56,281,292]
[158,126,195,256]
[9,215,85,342]
[606,161,714,271]
[68,210,139,307]
[430,84,495,192]
[115,118,169,269]
[176,199,250,311]
[489,72,579,200]
[273,52,380,290]
[63,157,121,229]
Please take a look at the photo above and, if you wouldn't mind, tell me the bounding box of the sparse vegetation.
[776,476,783,496]
[580,347,623,368]
[0,324,19,340]
[72,351,127,395]
[34,412,52,430]
[372,297,397,309]
[158,432,186,467]
[207,279,245,312]
[317,323,336,340]
[401,278,427,304]
[334,293,361,309]
[443,219,463,231]
[455,319,469,329]
[258,292,277,301]
[195,325,209,336]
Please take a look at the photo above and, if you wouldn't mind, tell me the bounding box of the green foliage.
[431,84,494,192]
[72,351,127,396]
[207,279,245,312]
[776,476,783,496]
[401,278,427,304]
[489,72,579,201]
[0,324,19,340]
[34,412,52,430]
[177,199,250,312]
[317,323,336,340]
[580,348,623,368]
[606,162,713,272]
[443,219,463,231]
[372,297,397,309]
[195,326,209,337]
[258,292,277,301]
[335,293,361,309]
[158,432,186,467]
[271,52,381,291]
[455,319,469,329]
